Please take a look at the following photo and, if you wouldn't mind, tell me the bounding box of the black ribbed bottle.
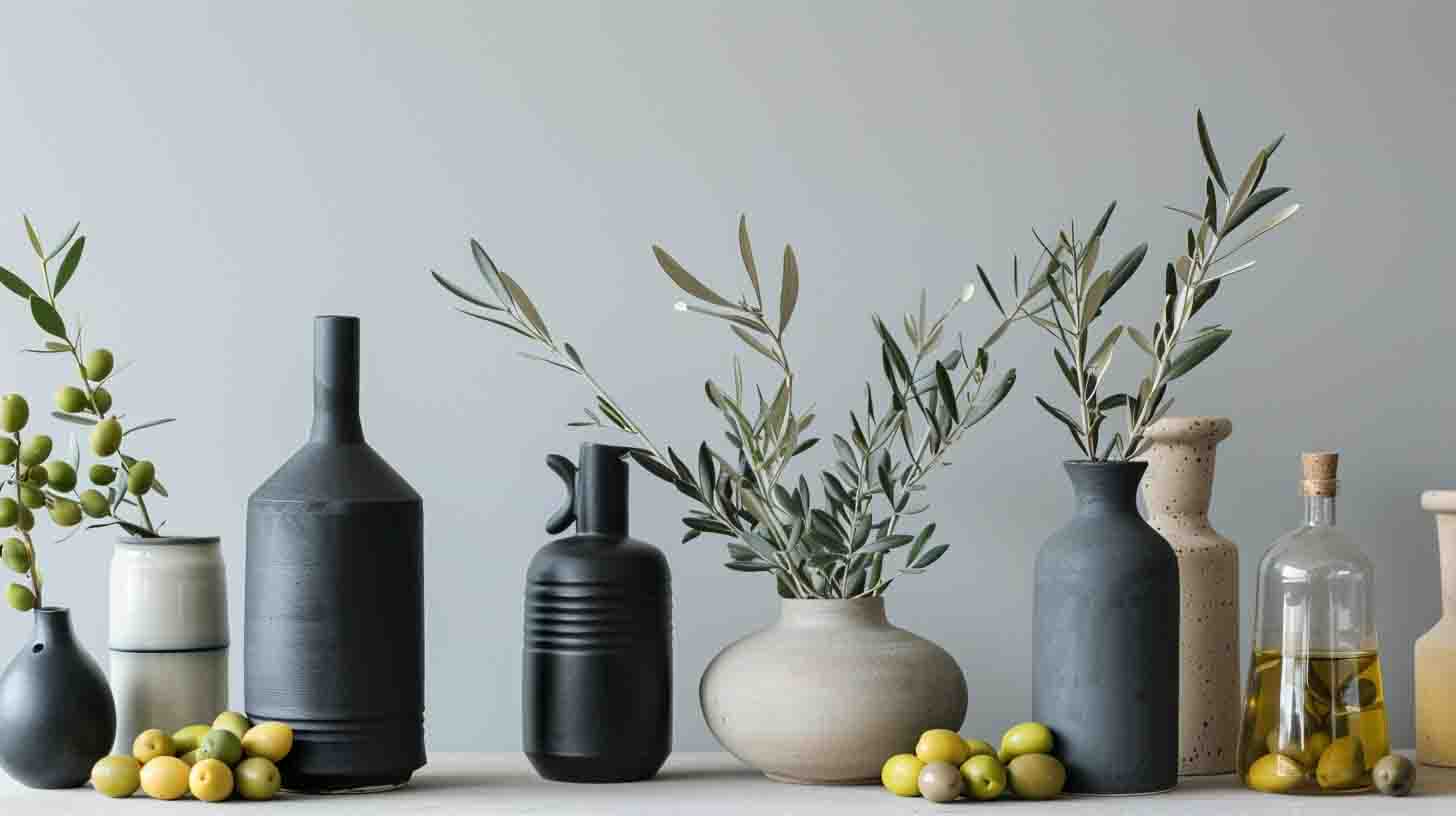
[523,443,672,782]
[245,316,425,792]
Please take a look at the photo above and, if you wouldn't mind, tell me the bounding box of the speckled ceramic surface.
[1139,416,1238,776]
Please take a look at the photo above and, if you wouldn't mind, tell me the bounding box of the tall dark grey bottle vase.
[245,316,425,792]
[1032,461,1178,795]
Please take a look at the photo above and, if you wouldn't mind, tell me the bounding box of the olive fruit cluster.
[1248,731,1416,796]
[880,722,1066,802]
[92,711,292,801]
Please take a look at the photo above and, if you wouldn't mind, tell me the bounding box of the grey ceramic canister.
[245,316,425,792]
[1032,460,1179,795]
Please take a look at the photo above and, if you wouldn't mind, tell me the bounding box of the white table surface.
[2,751,1452,814]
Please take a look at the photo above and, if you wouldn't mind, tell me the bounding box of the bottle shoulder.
[1258,525,1374,578]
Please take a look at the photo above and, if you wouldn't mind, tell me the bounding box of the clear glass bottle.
[1237,452,1389,794]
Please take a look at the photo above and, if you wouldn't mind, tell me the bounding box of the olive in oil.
[1237,649,1390,793]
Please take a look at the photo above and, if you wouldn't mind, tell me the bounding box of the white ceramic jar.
[108,536,228,754]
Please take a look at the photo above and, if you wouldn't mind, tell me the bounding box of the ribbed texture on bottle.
[525,581,670,653]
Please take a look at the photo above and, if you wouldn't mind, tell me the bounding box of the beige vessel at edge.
[1139,417,1238,775]
[1418,490,1456,767]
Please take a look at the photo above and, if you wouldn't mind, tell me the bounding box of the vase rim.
[1141,416,1233,444]
[1062,459,1148,470]
[778,596,888,624]
[1423,490,1456,514]
[35,605,69,615]
[779,596,886,607]
[116,535,220,546]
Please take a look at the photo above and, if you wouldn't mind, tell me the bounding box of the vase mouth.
[1140,416,1233,444]
[116,535,220,546]
[779,596,888,624]
[35,606,69,615]
[1423,490,1456,514]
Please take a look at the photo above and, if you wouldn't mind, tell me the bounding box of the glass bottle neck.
[1303,495,1336,527]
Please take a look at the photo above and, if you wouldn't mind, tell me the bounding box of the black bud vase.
[524,443,672,782]
[245,316,425,792]
[0,608,115,788]
[1032,461,1179,794]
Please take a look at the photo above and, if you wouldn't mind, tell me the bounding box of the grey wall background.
[0,0,1452,754]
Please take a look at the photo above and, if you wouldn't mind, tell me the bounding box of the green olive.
[90,387,112,416]
[90,464,117,485]
[15,505,33,532]
[90,418,122,457]
[44,461,77,493]
[0,498,17,528]
[0,394,29,433]
[23,466,47,487]
[1340,677,1379,709]
[1372,753,1415,796]
[1266,728,1330,767]
[1006,753,1066,800]
[5,582,35,611]
[1315,735,1366,790]
[127,461,156,496]
[1247,752,1306,793]
[79,489,109,519]
[49,500,81,527]
[1000,722,1055,762]
[55,386,88,414]
[2,537,30,573]
[18,485,44,509]
[84,348,114,381]
[18,435,52,467]
[0,438,16,466]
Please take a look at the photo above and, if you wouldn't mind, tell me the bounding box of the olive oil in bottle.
[1236,454,1390,794]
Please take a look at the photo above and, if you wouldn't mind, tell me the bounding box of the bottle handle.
[545,454,577,534]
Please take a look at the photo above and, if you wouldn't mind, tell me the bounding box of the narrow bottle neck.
[1303,495,1336,527]
[309,317,365,444]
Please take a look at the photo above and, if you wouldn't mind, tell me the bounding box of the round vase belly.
[1139,417,1238,775]
[108,536,228,754]
[699,598,966,784]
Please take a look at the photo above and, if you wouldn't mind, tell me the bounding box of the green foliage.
[433,217,1017,598]
[984,110,1301,460]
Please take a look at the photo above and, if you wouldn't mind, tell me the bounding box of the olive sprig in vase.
[0,217,174,549]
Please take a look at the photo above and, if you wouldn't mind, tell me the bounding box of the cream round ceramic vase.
[1417,490,1456,767]
[699,597,967,784]
[1139,416,1238,775]
[108,536,228,754]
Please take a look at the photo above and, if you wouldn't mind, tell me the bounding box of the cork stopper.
[1300,451,1339,497]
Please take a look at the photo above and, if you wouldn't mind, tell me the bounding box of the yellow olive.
[0,498,17,528]
[139,755,189,800]
[6,582,35,611]
[91,755,142,798]
[18,435,52,467]
[18,485,44,509]
[1006,753,1066,800]
[916,728,970,765]
[50,500,81,527]
[1000,722,1055,762]
[963,737,997,760]
[84,348,114,382]
[1248,752,1306,793]
[212,711,253,739]
[881,753,924,797]
[89,464,116,485]
[79,489,109,519]
[1267,728,1330,767]
[1316,736,1366,790]
[0,538,27,573]
[172,724,212,754]
[44,461,77,492]
[90,387,112,416]
[188,758,234,802]
[0,394,29,433]
[960,754,1007,800]
[126,461,155,496]
[241,721,294,763]
[55,386,88,414]
[90,418,122,457]
[0,438,16,465]
[132,728,175,764]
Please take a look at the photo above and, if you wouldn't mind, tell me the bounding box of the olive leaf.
[431,270,500,311]
[654,245,734,307]
[1221,186,1290,237]
[22,215,44,259]
[779,245,799,332]
[1167,328,1232,380]
[53,236,85,296]
[1196,109,1228,194]
[738,215,761,303]
[29,296,66,339]
[0,267,37,300]
[470,239,512,306]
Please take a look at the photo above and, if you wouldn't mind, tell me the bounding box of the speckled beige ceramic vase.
[699,598,967,784]
[1139,416,1238,775]
[1417,490,1456,767]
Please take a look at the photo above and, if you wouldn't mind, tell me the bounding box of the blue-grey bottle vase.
[1032,461,1179,795]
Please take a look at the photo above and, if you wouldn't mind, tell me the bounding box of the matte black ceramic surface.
[245,316,425,793]
[0,607,115,788]
[1032,461,1179,795]
[524,443,672,783]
